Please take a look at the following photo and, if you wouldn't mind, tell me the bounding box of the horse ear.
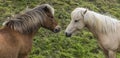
[83,9,87,15]
[81,9,87,17]
[43,6,49,12]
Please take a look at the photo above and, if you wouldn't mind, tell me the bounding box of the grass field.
[0,0,120,58]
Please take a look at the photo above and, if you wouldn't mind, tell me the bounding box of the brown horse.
[0,4,60,58]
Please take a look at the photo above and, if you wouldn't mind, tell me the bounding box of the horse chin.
[53,29,60,33]
[65,32,72,37]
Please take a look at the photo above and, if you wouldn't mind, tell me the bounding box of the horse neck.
[85,11,119,35]
[86,25,98,37]
[84,11,103,36]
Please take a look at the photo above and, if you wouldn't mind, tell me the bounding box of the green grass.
[0,0,120,58]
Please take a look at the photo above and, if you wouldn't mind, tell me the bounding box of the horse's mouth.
[53,28,60,33]
[53,25,61,33]
[65,32,72,37]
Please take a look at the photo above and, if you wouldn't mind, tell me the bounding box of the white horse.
[65,7,120,58]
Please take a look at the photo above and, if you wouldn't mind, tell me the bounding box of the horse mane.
[83,8,119,33]
[3,4,54,34]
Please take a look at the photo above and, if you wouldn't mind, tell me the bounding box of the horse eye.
[74,20,79,22]
[51,16,53,18]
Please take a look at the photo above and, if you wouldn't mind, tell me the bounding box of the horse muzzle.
[65,32,72,37]
[53,25,61,33]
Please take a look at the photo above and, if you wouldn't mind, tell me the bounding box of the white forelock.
[71,7,87,20]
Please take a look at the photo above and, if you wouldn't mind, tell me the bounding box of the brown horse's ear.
[43,6,50,12]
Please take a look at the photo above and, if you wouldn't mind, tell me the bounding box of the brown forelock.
[40,5,58,31]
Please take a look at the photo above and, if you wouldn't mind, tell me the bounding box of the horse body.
[65,7,120,58]
[0,4,60,58]
[0,23,33,58]
[88,21,120,57]
[85,10,120,52]
[0,28,18,58]
[93,27,120,58]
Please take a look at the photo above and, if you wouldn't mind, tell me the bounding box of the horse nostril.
[65,32,72,37]
[54,28,60,33]
[54,25,61,33]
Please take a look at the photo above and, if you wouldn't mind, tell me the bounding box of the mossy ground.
[0,0,120,58]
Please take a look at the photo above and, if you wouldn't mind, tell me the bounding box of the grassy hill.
[0,0,120,58]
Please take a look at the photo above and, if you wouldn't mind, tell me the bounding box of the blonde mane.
[84,8,119,33]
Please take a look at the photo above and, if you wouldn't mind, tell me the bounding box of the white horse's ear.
[83,9,87,15]
[81,9,87,17]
